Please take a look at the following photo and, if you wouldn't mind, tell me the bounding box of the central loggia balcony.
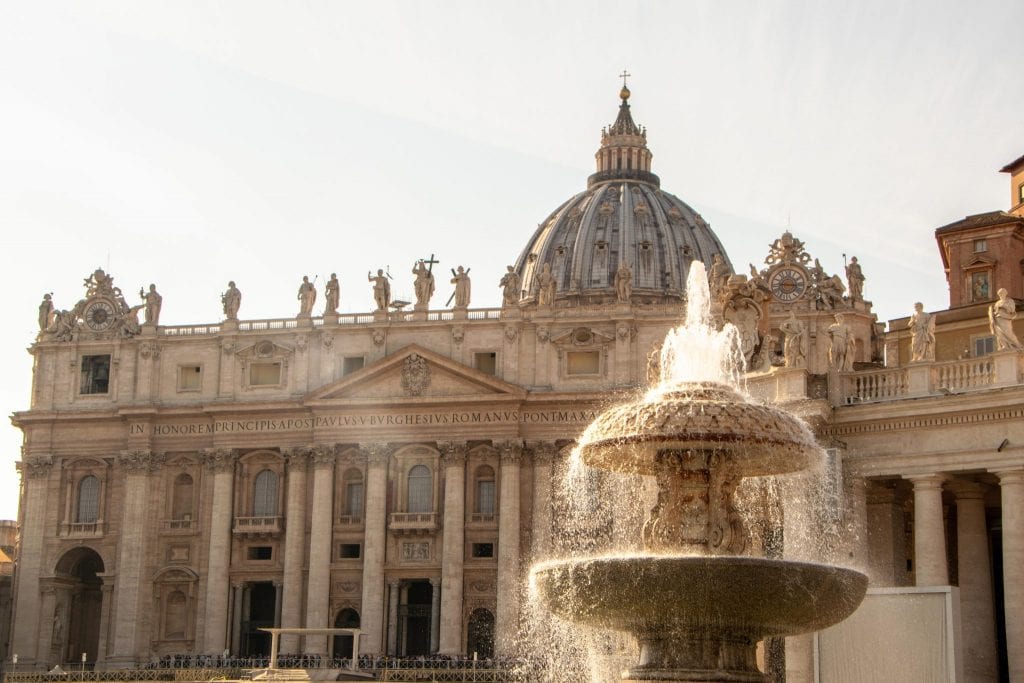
[388,512,439,534]
[233,516,283,536]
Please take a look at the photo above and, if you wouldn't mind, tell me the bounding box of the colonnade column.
[387,580,400,656]
[495,441,522,657]
[231,584,244,655]
[10,457,54,664]
[279,448,309,653]
[908,474,948,586]
[110,450,163,664]
[997,469,1024,680]
[201,448,238,653]
[358,444,392,654]
[529,442,556,560]
[305,445,336,654]
[949,480,997,682]
[438,442,466,655]
[429,578,441,653]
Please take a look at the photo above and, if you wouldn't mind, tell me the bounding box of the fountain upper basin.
[531,555,867,639]
[577,383,819,476]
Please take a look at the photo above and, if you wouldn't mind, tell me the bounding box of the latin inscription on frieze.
[136,409,598,437]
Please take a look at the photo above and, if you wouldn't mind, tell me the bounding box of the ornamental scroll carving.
[359,443,398,466]
[200,448,238,473]
[118,450,166,473]
[401,354,431,396]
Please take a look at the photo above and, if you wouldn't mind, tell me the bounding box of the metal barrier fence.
[3,666,520,683]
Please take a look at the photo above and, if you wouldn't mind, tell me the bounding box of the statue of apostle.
[990,288,1024,351]
[368,269,391,311]
[908,302,935,361]
[780,310,807,368]
[499,266,521,307]
[324,273,340,314]
[450,266,471,308]
[138,284,163,325]
[221,281,241,320]
[297,276,317,317]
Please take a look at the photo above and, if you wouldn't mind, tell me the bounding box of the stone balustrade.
[232,516,283,535]
[388,512,439,533]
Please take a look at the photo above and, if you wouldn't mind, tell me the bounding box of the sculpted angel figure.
[499,266,521,306]
[990,288,1023,351]
[908,302,935,361]
[221,281,241,320]
[780,310,807,368]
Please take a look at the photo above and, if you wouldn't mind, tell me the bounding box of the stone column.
[386,580,400,656]
[908,474,948,586]
[358,444,392,654]
[866,482,908,586]
[949,480,997,682]
[529,442,557,560]
[997,469,1024,680]
[96,581,114,664]
[279,448,309,653]
[429,578,441,653]
[495,441,522,657]
[231,584,244,655]
[11,457,53,664]
[201,448,237,653]
[844,474,869,571]
[305,445,336,654]
[110,451,163,665]
[274,581,283,627]
[437,442,466,655]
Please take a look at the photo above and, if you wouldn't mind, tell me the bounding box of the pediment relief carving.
[549,326,615,348]
[235,339,294,361]
[305,344,525,403]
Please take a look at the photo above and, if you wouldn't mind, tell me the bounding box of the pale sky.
[1,1,1021,520]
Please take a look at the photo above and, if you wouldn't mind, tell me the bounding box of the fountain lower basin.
[532,555,867,682]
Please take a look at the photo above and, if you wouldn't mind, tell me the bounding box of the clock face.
[769,267,807,302]
[84,300,116,331]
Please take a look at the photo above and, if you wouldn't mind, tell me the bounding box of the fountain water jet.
[530,262,866,682]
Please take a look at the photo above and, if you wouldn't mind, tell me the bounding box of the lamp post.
[12,654,17,673]
[80,652,86,679]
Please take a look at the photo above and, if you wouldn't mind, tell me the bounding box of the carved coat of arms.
[400,354,431,396]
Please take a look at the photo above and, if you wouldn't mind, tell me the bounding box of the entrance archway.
[466,608,494,659]
[399,581,433,656]
[242,582,277,656]
[54,547,104,664]
[332,608,360,661]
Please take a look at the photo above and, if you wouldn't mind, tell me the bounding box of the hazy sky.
[1,1,1021,519]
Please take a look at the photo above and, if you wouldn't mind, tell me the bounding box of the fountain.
[530,262,867,682]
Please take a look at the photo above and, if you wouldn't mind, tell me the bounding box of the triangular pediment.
[305,344,525,403]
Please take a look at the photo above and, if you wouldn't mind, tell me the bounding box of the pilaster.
[305,444,336,654]
[437,442,467,654]
[200,448,238,653]
[280,447,310,653]
[495,441,522,656]
[358,443,395,654]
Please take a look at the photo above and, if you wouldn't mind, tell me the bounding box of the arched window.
[76,475,100,523]
[475,465,496,515]
[253,469,278,517]
[343,469,364,519]
[164,590,187,639]
[407,465,432,513]
[171,473,194,520]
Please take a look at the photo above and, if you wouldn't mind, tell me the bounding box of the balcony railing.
[162,518,196,533]
[468,513,496,526]
[841,368,908,404]
[233,516,283,535]
[388,512,439,533]
[337,514,363,526]
[59,521,104,537]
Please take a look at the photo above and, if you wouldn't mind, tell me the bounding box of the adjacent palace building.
[7,86,1024,682]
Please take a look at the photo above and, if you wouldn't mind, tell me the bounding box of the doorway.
[399,580,433,656]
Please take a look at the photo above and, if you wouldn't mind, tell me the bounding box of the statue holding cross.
[412,256,437,311]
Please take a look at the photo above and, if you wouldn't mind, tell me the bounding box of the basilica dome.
[513,86,733,306]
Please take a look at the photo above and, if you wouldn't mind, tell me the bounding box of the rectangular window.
[474,352,497,375]
[472,542,494,558]
[1018,183,1024,204]
[249,362,282,386]
[974,336,995,357]
[247,546,272,560]
[339,543,361,559]
[566,351,600,375]
[974,239,988,253]
[80,355,111,394]
[177,365,202,392]
[342,356,365,375]
[476,480,495,516]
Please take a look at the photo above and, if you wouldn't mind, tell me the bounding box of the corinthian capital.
[437,441,468,467]
[282,447,311,471]
[497,440,523,465]
[359,442,397,466]
[310,443,337,467]
[118,450,166,473]
[200,448,238,473]
[20,456,54,479]
[526,441,559,464]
